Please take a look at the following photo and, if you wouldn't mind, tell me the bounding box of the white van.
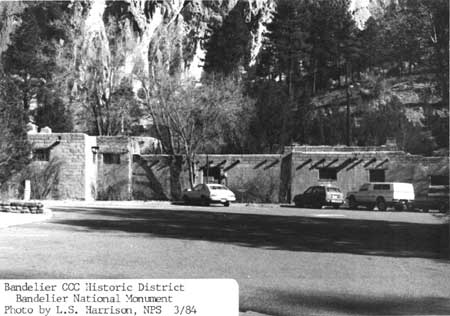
[347,182,415,211]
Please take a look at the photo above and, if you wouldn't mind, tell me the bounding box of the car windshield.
[359,184,369,191]
[208,185,227,190]
[326,187,341,192]
[193,184,203,191]
[304,187,314,194]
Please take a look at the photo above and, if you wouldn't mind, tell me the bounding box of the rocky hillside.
[1,0,446,156]
[0,0,392,78]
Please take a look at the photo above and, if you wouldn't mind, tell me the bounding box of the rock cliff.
[1,0,391,78]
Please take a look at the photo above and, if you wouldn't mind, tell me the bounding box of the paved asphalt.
[0,203,449,315]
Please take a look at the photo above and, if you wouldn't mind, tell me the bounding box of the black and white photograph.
[0,0,449,315]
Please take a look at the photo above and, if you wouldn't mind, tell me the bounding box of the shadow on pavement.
[243,289,450,315]
[51,207,449,259]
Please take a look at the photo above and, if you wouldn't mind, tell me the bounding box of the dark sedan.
[293,185,344,209]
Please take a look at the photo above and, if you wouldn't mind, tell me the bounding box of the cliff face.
[350,0,396,28]
[0,1,26,57]
[0,0,390,78]
[76,0,274,81]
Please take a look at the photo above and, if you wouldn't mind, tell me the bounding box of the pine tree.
[203,2,251,76]
[0,74,30,186]
[2,1,74,133]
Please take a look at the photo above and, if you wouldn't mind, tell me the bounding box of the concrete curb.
[0,208,53,229]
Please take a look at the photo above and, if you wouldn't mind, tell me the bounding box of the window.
[373,184,390,190]
[304,187,314,194]
[430,175,449,186]
[319,168,337,180]
[370,169,385,182]
[209,185,226,190]
[314,187,325,194]
[103,153,121,164]
[359,183,370,191]
[33,148,50,161]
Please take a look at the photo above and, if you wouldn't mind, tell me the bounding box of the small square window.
[370,169,385,182]
[103,153,121,164]
[430,175,448,186]
[33,149,50,161]
[319,168,337,180]
[373,184,390,190]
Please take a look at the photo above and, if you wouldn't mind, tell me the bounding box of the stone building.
[27,133,160,200]
[26,132,448,203]
[279,144,449,203]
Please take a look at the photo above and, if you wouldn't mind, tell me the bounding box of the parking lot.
[1,202,449,315]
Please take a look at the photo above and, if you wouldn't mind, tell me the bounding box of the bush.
[228,171,279,203]
[19,158,63,199]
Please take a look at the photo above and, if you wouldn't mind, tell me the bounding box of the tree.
[1,1,79,133]
[2,2,69,110]
[253,0,359,148]
[0,74,30,187]
[355,98,437,155]
[423,0,449,104]
[261,0,311,147]
[138,68,254,188]
[247,80,287,152]
[76,13,141,135]
[32,89,73,132]
[203,1,251,76]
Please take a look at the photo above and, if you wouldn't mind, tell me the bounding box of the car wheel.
[438,203,448,213]
[376,197,387,211]
[223,201,230,207]
[348,196,357,210]
[406,202,414,212]
[312,202,322,209]
[294,200,303,208]
[182,195,190,205]
[394,204,404,212]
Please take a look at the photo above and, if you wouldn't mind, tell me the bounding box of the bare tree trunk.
[312,59,317,95]
[186,155,195,189]
[93,94,104,136]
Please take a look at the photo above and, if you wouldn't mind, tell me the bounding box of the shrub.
[19,158,63,199]
[228,171,279,203]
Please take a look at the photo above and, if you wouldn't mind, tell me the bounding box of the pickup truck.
[347,182,415,211]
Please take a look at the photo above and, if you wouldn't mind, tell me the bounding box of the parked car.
[346,182,415,211]
[413,176,449,213]
[182,183,236,206]
[293,185,345,209]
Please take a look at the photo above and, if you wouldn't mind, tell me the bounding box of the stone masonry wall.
[96,137,132,200]
[132,154,282,202]
[287,145,449,202]
[96,136,161,200]
[25,135,449,202]
[195,154,282,203]
[132,155,181,200]
[387,155,449,197]
[28,133,88,200]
